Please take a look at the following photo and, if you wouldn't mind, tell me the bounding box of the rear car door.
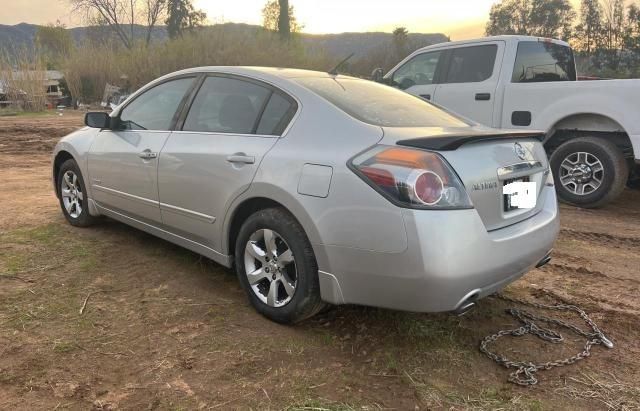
[88,76,196,224]
[432,42,504,127]
[388,50,444,102]
[157,74,298,251]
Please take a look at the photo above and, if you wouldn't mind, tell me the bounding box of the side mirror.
[371,68,385,83]
[85,112,111,129]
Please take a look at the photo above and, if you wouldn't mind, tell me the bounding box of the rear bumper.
[317,186,559,312]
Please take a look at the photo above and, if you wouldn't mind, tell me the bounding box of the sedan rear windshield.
[294,77,469,128]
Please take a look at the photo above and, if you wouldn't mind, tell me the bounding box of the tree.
[262,0,302,33]
[486,0,576,40]
[278,0,290,39]
[601,0,626,50]
[626,3,640,51]
[575,0,603,52]
[165,0,207,39]
[392,27,409,60]
[69,0,167,48]
[35,21,74,67]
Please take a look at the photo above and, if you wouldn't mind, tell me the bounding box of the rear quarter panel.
[501,80,640,159]
[222,92,410,260]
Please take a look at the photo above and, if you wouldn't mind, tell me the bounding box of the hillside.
[0,22,448,60]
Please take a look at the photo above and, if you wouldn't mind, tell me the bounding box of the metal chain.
[480,291,614,386]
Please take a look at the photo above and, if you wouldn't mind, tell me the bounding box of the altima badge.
[473,181,499,191]
[514,142,527,160]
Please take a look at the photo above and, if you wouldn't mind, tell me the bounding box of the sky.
[1,0,504,40]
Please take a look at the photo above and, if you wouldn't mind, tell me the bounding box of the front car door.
[157,74,298,251]
[432,42,504,127]
[88,76,196,225]
[387,50,444,102]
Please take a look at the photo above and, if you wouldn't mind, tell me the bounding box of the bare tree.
[145,0,166,45]
[69,0,166,48]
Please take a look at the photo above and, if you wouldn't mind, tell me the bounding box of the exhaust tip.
[536,252,552,268]
[452,290,480,316]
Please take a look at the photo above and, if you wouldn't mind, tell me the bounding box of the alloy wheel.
[559,151,604,196]
[243,229,297,308]
[60,170,83,218]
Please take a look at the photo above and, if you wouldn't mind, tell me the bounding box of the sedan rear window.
[294,77,469,128]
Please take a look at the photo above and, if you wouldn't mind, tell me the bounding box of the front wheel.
[57,159,98,227]
[235,208,325,324]
[550,137,628,208]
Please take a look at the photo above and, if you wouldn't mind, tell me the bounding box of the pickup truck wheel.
[235,207,326,324]
[550,137,628,208]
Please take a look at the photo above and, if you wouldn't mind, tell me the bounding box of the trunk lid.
[381,126,550,231]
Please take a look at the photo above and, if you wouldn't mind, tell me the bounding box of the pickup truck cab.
[377,35,640,208]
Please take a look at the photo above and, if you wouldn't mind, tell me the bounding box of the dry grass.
[556,373,640,410]
[0,48,48,112]
[62,26,333,102]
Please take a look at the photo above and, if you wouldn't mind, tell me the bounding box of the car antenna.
[328,53,355,76]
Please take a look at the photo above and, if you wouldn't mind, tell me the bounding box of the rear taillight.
[350,146,472,209]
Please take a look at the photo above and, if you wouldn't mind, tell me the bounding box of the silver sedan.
[52,67,559,323]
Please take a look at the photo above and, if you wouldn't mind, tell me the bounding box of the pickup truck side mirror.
[371,68,385,83]
[85,112,111,129]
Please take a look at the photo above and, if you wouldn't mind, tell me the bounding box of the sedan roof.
[175,66,337,79]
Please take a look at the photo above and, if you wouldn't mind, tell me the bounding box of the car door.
[157,74,298,251]
[88,76,196,224]
[431,42,504,127]
[388,50,444,101]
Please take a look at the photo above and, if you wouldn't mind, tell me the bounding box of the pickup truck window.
[295,77,469,128]
[444,44,498,84]
[512,41,576,83]
[391,51,442,90]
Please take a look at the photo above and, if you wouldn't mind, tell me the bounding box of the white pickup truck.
[374,35,640,208]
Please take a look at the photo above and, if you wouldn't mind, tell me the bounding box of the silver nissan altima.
[52,67,559,323]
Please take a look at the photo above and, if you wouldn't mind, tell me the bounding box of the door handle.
[138,149,157,160]
[226,154,255,164]
[420,94,431,100]
[475,93,491,101]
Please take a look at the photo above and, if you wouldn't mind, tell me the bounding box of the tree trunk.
[278,0,290,40]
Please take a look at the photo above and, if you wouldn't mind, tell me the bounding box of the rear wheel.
[57,159,98,227]
[235,208,325,324]
[550,137,628,208]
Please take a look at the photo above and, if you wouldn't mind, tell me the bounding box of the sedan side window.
[443,44,498,84]
[183,76,271,134]
[118,77,194,131]
[255,92,297,135]
[391,51,442,90]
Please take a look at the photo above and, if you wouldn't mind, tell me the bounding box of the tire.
[550,137,628,208]
[57,159,99,227]
[234,207,325,324]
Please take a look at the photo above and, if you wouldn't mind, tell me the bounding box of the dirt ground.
[1,112,639,410]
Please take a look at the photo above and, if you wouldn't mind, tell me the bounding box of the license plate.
[503,177,530,212]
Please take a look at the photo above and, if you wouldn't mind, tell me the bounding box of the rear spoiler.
[396,131,545,151]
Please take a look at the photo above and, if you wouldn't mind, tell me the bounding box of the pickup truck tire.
[550,137,628,208]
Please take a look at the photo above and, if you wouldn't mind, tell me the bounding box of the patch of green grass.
[2,252,30,274]
[8,223,64,246]
[285,398,358,411]
[52,340,78,354]
[72,243,99,272]
[0,109,56,117]
[0,370,16,385]
[395,314,471,350]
